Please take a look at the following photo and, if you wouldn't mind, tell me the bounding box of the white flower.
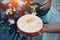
[8,19,15,25]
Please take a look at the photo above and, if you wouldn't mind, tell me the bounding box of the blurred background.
[0,0,49,40]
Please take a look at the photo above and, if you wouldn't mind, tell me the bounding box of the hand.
[40,6,48,10]
[40,1,51,10]
[39,24,47,33]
